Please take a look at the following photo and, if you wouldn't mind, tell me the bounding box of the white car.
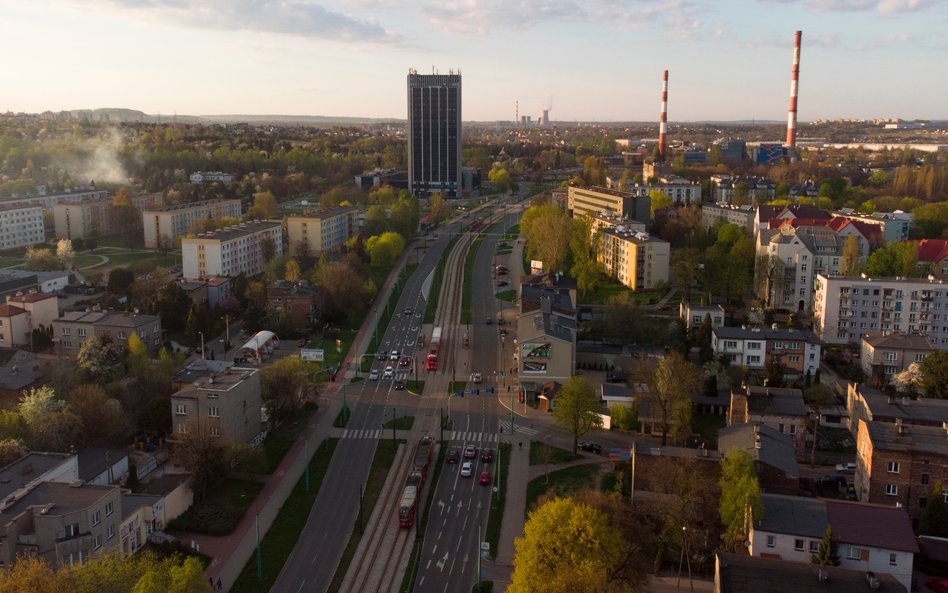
[471,372,482,383]
[383,366,394,379]
[369,369,380,381]
[460,461,473,477]
[835,462,856,474]
[390,350,400,361]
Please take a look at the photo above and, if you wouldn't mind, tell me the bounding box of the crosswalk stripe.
[445,431,499,443]
[342,429,381,439]
[498,421,538,436]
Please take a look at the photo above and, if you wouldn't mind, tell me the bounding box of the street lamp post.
[199,332,205,361]
[221,315,230,350]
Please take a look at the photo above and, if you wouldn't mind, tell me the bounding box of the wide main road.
[414,206,524,593]
[270,219,462,593]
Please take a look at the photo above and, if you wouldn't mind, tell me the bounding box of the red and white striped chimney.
[786,30,802,147]
[659,69,668,160]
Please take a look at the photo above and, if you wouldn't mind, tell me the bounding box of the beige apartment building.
[170,365,266,445]
[0,204,45,250]
[181,221,283,280]
[142,199,242,249]
[598,227,670,291]
[285,206,357,257]
[52,310,162,356]
[53,194,161,240]
[567,186,651,221]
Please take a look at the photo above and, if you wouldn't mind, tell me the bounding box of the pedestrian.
[209,577,214,589]
[217,577,223,591]
[518,441,522,451]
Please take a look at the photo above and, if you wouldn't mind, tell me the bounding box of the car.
[383,366,394,379]
[471,372,482,383]
[835,462,856,474]
[464,444,477,458]
[403,307,412,316]
[658,305,672,311]
[497,280,509,287]
[928,577,948,593]
[480,448,494,462]
[499,327,508,337]
[479,470,491,485]
[297,338,307,347]
[394,380,405,390]
[485,316,492,325]
[447,447,461,464]
[497,269,507,276]
[369,369,380,381]
[578,442,603,454]
[460,461,473,477]
[390,350,400,361]
[377,351,388,361]
[498,242,509,248]
[496,317,504,326]
[399,356,412,367]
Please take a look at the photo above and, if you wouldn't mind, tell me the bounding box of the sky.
[1,0,946,122]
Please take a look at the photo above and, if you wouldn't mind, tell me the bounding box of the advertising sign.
[521,342,551,374]
[301,349,324,362]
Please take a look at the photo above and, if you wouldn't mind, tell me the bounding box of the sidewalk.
[482,438,530,589]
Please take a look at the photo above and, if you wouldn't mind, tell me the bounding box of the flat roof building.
[181,221,283,280]
[142,199,242,249]
[285,206,357,258]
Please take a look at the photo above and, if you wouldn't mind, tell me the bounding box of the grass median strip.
[230,438,339,593]
[485,442,511,560]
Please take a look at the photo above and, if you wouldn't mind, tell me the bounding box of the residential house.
[77,448,128,487]
[855,418,948,528]
[679,302,725,331]
[915,239,948,280]
[119,493,164,555]
[206,277,232,308]
[0,453,76,504]
[53,310,162,356]
[0,304,30,349]
[170,365,265,446]
[715,552,907,593]
[267,281,322,330]
[860,332,934,380]
[7,291,58,331]
[748,493,917,590]
[712,326,821,377]
[756,224,843,311]
[728,386,808,455]
[718,423,799,495]
[178,280,209,305]
[138,474,192,523]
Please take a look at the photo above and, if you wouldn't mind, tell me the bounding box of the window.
[794,539,804,551]
[766,535,775,548]
[747,342,762,350]
[77,328,87,337]
[886,484,898,496]
[889,553,898,566]
[789,425,797,435]
[921,497,928,508]
[847,546,869,561]
[211,425,220,437]
[809,540,819,553]
[91,510,101,526]
[724,340,738,349]
[94,535,102,550]
[105,501,113,516]
[107,525,115,540]
[66,522,80,538]
[923,473,930,485]
[175,404,186,415]
[888,461,900,474]
[208,405,220,418]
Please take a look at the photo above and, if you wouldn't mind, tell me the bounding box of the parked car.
[369,369,380,381]
[447,447,461,464]
[460,461,473,477]
[464,444,477,458]
[578,442,603,454]
[927,577,948,593]
[480,448,494,462]
[835,462,856,474]
[297,338,307,348]
[383,366,394,379]
[479,470,491,485]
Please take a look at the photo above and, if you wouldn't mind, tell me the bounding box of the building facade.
[142,199,242,249]
[53,310,162,356]
[7,291,58,331]
[407,71,461,198]
[181,221,283,280]
[756,225,843,311]
[701,203,756,233]
[860,332,934,379]
[597,227,670,291]
[53,194,161,240]
[567,186,650,221]
[680,303,726,331]
[189,171,234,185]
[813,274,948,346]
[285,206,357,257]
[170,366,265,445]
[0,204,45,250]
[267,281,322,329]
[712,326,820,377]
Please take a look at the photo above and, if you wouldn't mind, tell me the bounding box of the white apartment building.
[189,171,235,184]
[626,180,702,205]
[598,227,670,291]
[756,225,842,311]
[712,326,821,376]
[700,203,756,234]
[182,221,283,280]
[813,274,948,347]
[285,206,357,257]
[0,187,109,211]
[142,199,243,249]
[0,205,45,250]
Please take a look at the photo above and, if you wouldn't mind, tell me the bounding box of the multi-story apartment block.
[712,176,776,204]
[748,493,917,590]
[181,221,283,280]
[756,225,842,311]
[0,481,123,570]
[834,210,912,243]
[860,332,934,380]
[142,199,242,249]
[588,212,647,238]
[285,206,357,257]
[813,274,948,346]
[407,71,461,198]
[597,227,670,291]
[0,204,45,250]
[712,326,821,377]
[170,365,265,445]
[567,186,650,221]
[53,194,161,240]
[53,310,162,356]
[628,178,702,205]
[189,171,234,185]
[701,203,755,233]
[0,186,108,212]
[855,418,948,530]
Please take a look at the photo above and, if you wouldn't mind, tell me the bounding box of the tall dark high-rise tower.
[407,70,461,198]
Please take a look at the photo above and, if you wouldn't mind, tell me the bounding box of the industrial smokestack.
[659,69,668,160]
[786,31,802,147]
[516,100,519,124]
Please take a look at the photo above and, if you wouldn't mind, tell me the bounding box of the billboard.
[531,260,544,274]
[521,342,551,374]
[300,349,325,362]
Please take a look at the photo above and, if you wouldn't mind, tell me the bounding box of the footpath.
[175,244,419,592]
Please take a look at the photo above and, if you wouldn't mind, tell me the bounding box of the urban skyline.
[1,0,946,122]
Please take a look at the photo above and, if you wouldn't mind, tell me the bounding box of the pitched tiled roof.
[824,499,918,553]
[915,239,948,263]
[0,304,27,317]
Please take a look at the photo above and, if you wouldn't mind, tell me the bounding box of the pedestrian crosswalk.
[498,420,539,437]
[342,428,382,440]
[446,431,501,443]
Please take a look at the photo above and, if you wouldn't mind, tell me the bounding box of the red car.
[928,577,948,593]
[479,471,491,485]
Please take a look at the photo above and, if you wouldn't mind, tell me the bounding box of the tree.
[865,241,920,277]
[173,417,227,500]
[891,362,923,396]
[390,193,420,239]
[913,202,948,239]
[261,236,276,263]
[695,313,714,363]
[552,376,602,453]
[228,442,269,481]
[248,190,278,219]
[648,189,673,216]
[77,335,121,382]
[365,231,405,268]
[18,385,62,426]
[107,267,136,293]
[919,481,948,537]
[571,258,600,297]
[284,258,301,282]
[24,246,60,271]
[839,234,861,276]
[609,404,635,431]
[812,526,841,566]
[56,239,75,269]
[582,155,606,186]
[313,260,368,322]
[429,192,450,222]
[521,204,570,273]
[69,384,130,447]
[763,356,786,388]
[488,167,512,193]
[509,497,626,593]
[363,204,388,237]
[0,438,27,467]
[260,356,309,426]
[650,353,699,445]
[920,351,948,398]
[719,449,762,551]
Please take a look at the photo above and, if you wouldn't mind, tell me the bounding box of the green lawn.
[230,438,338,593]
[496,289,516,303]
[167,479,264,536]
[578,276,634,305]
[529,441,580,466]
[261,406,316,473]
[525,464,600,514]
[485,443,511,559]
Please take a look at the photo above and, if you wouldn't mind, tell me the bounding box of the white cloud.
[878,0,935,14]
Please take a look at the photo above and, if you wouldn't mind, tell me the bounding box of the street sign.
[608,448,631,462]
[301,349,324,362]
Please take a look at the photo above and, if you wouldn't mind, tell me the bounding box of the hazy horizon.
[2,0,946,122]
